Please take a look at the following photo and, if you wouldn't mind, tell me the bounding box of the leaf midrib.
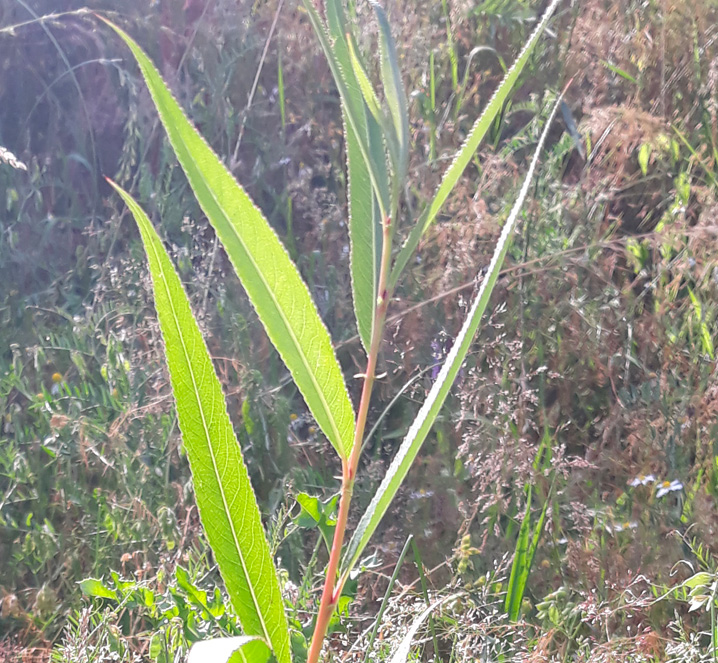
[182,152,347,456]
[136,52,350,458]
[143,224,273,646]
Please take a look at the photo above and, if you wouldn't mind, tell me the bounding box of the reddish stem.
[306,218,392,663]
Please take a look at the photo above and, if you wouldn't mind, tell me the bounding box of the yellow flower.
[51,372,63,384]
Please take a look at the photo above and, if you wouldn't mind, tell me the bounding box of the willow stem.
[306,217,393,663]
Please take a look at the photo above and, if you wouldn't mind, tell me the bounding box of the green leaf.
[346,36,383,126]
[504,494,532,621]
[345,115,385,352]
[504,484,551,621]
[294,492,338,553]
[638,142,651,176]
[175,566,212,614]
[188,636,272,663]
[683,572,713,590]
[321,0,389,351]
[103,18,355,460]
[676,169,691,205]
[342,93,564,580]
[389,0,561,290]
[600,59,638,84]
[78,578,116,600]
[107,180,291,663]
[688,286,715,360]
[303,0,389,219]
[371,1,409,187]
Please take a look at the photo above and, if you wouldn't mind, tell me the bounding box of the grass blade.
[103,19,355,460]
[411,540,440,658]
[504,492,532,621]
[504,484,551,621]
[429,50,437,161]
[505,484,540,620]
[389,0,561,290]
[362,535,414,663]
[441,0,459,92]
[278,44,286,133]
[341,92,564,580]
[108,181,290,663]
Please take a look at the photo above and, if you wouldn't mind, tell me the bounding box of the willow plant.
[99,0,563,660]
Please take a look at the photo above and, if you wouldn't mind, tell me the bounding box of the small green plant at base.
[97,0,564,660]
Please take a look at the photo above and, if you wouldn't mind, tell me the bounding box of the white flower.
[656,479,683,498]
[607,521,638,534]
[629,474,656,487]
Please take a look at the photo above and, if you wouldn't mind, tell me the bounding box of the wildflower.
[621,521,638,531]
[606,521,638,533]
[51,372,63,384]
[629,474,656,487]
[656,479,683,498]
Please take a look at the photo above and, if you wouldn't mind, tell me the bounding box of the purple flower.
[429,335,463,382]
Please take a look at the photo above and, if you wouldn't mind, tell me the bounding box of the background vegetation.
[1,0,718,660]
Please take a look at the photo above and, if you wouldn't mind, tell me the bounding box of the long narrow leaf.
[362,535,414,663]
[108,181,291,663]
[344,29,401,185]
[345,117,385,351]
[324,0,391,207]
[504,485,551,621]
[389,0,561,290]
[504,486,532,620]
[346,36,383,126]
[104,19,355,460]
[371,1,409,187]
[302,0,389,218]
[323,0,389,351]
[342,93,564,579]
